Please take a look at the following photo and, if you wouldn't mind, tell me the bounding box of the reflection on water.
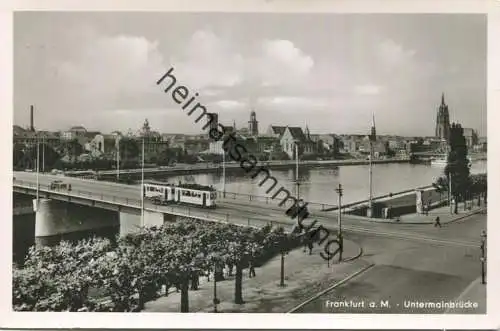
[164,161,487,205]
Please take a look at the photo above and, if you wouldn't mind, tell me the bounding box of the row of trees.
[13,219,297,312]
[433,123,487,213]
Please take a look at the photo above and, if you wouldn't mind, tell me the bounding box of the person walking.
[434,216,442,228]
[248,245,256,278]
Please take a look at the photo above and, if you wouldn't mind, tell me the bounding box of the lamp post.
[448,172,453,215]
[278,234,289,287]
[367,141,374,217]
[335,184,344,261]
[140,137,145,227]
[295,142,300,199]
[212,256,220,312]
[36,134,40,203]
[116,136,120,181]
[480,230,487,284]
[222,150,226,198]
[42,136,45,173]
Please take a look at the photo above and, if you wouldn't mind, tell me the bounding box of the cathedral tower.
[248,110,259,136]
[435,93,450,141]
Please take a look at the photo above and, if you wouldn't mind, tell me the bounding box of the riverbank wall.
[342,185,448,218]
[89,157,411,181]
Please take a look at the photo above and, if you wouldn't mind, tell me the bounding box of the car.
[50,180,68,190]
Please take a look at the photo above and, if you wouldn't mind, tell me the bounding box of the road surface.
[293,212,487,314]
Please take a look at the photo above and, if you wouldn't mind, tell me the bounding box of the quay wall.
[91,158,410,181]
[344,185,447,218]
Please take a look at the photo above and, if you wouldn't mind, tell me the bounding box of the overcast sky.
[13,12,486,136]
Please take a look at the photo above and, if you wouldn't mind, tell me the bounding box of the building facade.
[280,126,315,159]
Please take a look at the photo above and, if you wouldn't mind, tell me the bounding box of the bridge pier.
[33,198,119,247]
[119,211,178,237]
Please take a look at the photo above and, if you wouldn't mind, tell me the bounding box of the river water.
[13,160,486,264]
[164,160,487,205]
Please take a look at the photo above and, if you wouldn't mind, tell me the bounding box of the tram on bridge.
[143,180,217,208]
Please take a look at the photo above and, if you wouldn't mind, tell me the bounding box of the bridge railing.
[218,191,338,211]
[13,179,297,231]
[13,179,143,208]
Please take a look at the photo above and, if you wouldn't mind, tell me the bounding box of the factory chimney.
[30,105,34,131]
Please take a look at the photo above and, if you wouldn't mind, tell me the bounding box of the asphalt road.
[294,213,487,314]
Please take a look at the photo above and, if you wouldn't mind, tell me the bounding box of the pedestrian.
[248,246,256,278]
[434,216,442,228]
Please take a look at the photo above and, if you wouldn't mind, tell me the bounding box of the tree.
[119,137,140,163]
[433,123,471,213]
[61,139,84,163]
[13,143,25,169]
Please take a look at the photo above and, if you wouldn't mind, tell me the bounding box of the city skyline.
[14,12,487,136]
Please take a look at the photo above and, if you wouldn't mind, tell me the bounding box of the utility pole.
[141,137,145,227]
[222,150,226,198]
[448,172,453,214]
[116,136,120,181]
[368,112,375,217]
[36,134,40,203]
[42,136,45,173]
[480,230,487,284]
[335,184,344,262]
[368,142,373,217]
[295,142,300,199]
[213,263,219,312]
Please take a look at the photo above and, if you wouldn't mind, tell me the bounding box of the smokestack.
[30,105,34,131]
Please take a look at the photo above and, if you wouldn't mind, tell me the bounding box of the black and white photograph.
[1,1,499,329]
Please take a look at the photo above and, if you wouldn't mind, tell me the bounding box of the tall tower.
[142,118,151,137]
[435,93,450,141]
[29,105,35,132]
[369,112,376,141]
[248,110,259,136]
[207,113,218,132]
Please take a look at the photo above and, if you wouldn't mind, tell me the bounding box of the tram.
[143,180,217,208]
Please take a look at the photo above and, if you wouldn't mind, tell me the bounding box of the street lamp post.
[278,235,289,287]
[480,230,487,284]
[367,141,373,217]
[213,263,220,312]
[222,151,226,198]
[335,184,344,262]
[448,172,453,215]
[42,136,45,173]
[116,136,120,181]
[295,142,300,198]
[141,137,145,227]
[36,134,40,203]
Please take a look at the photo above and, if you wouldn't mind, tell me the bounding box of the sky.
[13,12,487,137]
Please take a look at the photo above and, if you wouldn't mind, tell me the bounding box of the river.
[163,160,487,205]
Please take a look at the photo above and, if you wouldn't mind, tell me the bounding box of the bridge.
[14,171,470,249]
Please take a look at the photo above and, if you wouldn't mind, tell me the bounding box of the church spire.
[441,92,445,106]
[370,111,376,141]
